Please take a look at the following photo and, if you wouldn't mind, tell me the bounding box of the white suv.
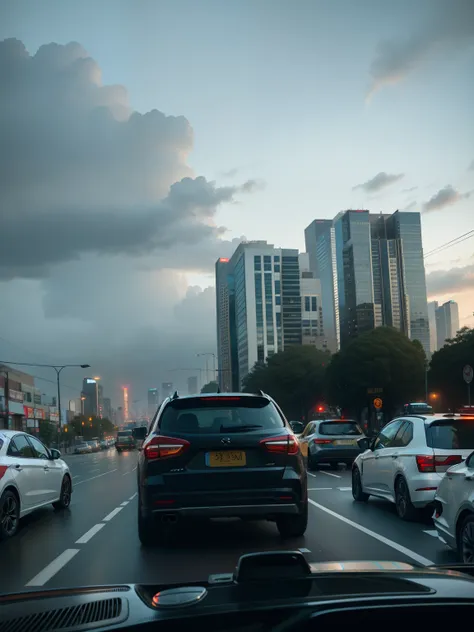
[352,412,474,521]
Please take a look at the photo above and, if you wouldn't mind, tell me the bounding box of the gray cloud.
[353,171,404,193]
[469,159,474,171]
[221,168,239,178]
[402,200,417,211]
[402,186,418,193]
[367,0,474,98]
[427,263,474,296]
[423,185,471,212]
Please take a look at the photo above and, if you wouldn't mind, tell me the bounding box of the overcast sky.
[0,0,473,410]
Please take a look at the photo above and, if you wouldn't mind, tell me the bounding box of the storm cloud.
[367,0,474,98]
[353,171,404,193]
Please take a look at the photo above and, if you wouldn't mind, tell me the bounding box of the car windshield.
[319,422,362,436]
[159,397,284,434]
[426,421,474,449]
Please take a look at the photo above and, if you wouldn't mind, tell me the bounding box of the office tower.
[299,253,326,350]
[122,386,129,422]
[219,241,302,388]
[427,301,438,353]
[161,382,173,399]
[147,388,159,418]
[82,377,98,418]
[436,300,460,350]
[98,383,103,418]
[215,258,233,392]
[187,376,198,394]
[102,397,112,420]
[304,219,339,352]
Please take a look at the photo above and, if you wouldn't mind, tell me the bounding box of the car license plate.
[335,439,356,446]
[207,450,246,467]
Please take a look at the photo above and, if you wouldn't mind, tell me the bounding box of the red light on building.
[316,405,325,412]
[219,258,229,262]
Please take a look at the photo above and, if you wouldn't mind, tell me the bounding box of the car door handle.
[44,466,50,472]
[14,464,23,471]
[391,454,399,459]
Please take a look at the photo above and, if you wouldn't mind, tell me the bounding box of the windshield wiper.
[220,424,263,433]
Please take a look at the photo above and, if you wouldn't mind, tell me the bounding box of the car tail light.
[144,436,190,460]
[314,439,332,444]
[260,435,299,455]
[0,465,8,480]
[416,454,463,473]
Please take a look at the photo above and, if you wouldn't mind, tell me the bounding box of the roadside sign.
[373,398,383,410]
[463,365,473,384]
[367,387,383,395]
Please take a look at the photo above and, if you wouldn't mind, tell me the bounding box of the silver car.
[298,419,365,470]
[352,412,474,521]
[433,449,474,562]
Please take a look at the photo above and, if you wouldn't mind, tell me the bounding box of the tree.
[325,327,426,420]
[201,381,219,393]
[242,345,329,421]
[429,327,474,410]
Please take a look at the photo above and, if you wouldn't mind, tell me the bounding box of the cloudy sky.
[0,0,473,411]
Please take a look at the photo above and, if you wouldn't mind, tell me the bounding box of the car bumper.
[408,473,442,507]
[149,503,300,519]
[310,447,361,462]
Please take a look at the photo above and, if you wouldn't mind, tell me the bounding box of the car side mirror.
[289,421,305,434]
[357,436,371,452]
[466,450,474,469]
[50,448,61,460]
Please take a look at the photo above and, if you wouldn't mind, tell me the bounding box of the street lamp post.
[0,361,90,446]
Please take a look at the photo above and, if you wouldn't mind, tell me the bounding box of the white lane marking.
[74,469,118,486]
[26,549,80,587]
[120,501,129,506]
[298,548,311,553]
[423,530,439,539]
[129,492,138,500]
[122,471,131,476]
[132,466,137,471]
[103,507,123,522]
[308,487,333,491]
[75,523,106,544]
[338,487,352,491]
[307,472,317,478]
[90,468,100,473]
[72,475,80,479]
[308,500,434,566]
[319,470,342,479]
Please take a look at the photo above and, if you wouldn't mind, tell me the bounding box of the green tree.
[201,381,219,393]
[242,345,329,421]
[429,327,474,410]
[325,327,426,419]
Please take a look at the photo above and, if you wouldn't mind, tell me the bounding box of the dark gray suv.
[137,392,308,546]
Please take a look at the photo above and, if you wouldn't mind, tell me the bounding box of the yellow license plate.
[207,450,246,467]
[335,439,356,446]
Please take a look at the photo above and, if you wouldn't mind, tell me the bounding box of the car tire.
[276,502,308,538]
[0,489,20,540]
[116,448,121,453]
[330,462,339,470]
[138,501,156,547]
[352,467,369,502]
[53,475,72,510]
[395,476,417,521]
[457,513,474,563]
[308,455,318,471]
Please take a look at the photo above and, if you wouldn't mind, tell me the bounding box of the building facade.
[304,219,340,352]
[435,300,460,350]
[215,257,233,392]
[147,388,159,418]
[161,382,173,400]
[187,376,198,394]
[427,300,438,353]
[82,377,98,418]
[299,253,326,350]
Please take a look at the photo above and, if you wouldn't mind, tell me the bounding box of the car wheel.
[330,462,339,470]
[395,476,417,521]
[138,499,156,547]
[0,490,20,540]
[458,514,474,563]
[276,502,308,538]
[352,467,369,502]
[53,475,72,510]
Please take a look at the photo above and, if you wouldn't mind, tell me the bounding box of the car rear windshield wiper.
[220,424,263,433]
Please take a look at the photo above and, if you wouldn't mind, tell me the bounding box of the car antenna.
[258,389,265,396]
[171,390,179,400]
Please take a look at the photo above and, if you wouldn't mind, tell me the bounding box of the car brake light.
[261,435,299,455]
[0,465,8,480]
[144,436,190,460]
[416,454,462,473]
[314,439,332,444]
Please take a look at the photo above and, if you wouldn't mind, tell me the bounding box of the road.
[0,449,457,593]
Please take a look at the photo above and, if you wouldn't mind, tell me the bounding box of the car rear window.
[426,420,474,449]
[118,431,132,437]
[159,396,285,434]
[319,421,362,436]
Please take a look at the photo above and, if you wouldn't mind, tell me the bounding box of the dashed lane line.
[120,501,129,506]
[307,472,317,478]
[75,523,106,544]
[319,470,342,479]
[308,499,434,566]
[129,492,138,501]
[103,507,124,522]
[308,487,333,491]
[26,549,80,587]
[73,469,118,486]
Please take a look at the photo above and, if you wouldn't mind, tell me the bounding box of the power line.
[424,229,474,258]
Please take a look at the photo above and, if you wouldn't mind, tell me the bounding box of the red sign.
[23,406,34,418]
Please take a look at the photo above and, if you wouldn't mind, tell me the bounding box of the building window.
[304,296,311,312]
[274,280,281,295]
[275,295,281,306]
[254,256,261,270]
[274,264,280,273]
[311,296,317,311]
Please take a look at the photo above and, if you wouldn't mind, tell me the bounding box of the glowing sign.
[86,379,96,384]
[219,258,229,262]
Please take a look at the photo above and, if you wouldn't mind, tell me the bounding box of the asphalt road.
[0,449,458,594]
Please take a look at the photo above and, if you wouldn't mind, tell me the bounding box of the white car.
[352,412,474,520]
[0,430,72,540]
[433,450,474,562]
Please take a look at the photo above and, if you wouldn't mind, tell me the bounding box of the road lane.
[1,458,457,593]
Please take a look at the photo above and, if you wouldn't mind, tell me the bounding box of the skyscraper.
[427,300,439,353]
[215,258,233,392]
[147,388,159,418]
[299,253,326,350]
[161,382,173,400]
[122,386,129,422]
[82,378,98,418]
[436,300,460,350]
[304,219,339,352]
[187,376,198,394]
[217,241,302,388]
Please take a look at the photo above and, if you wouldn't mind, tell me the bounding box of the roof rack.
[257,389,266,396]
[171,390,179,400]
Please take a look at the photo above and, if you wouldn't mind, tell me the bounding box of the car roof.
[398,413,474,425]
[0,430,27,438]
[167,392,269,400]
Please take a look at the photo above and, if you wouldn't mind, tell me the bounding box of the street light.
[0,361,90,444]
